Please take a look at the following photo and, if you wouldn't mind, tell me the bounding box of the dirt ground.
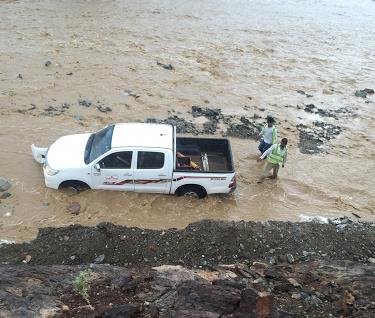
[1,218,374,267]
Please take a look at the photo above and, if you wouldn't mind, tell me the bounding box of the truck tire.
[59,180,90,193]
[177,185,207,199]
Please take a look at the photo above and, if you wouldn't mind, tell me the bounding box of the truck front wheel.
[176,185,207,199]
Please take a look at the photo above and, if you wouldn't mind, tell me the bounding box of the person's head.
[280,138,288,148]
[267,116,275,127]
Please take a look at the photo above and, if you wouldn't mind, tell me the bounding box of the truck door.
[133,150,172,194]
[91,150,135,191]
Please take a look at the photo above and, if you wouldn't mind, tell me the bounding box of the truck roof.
[111,123,174,150]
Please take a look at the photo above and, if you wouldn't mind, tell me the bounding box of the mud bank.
[1,219,375,318]
[1,219,374,267]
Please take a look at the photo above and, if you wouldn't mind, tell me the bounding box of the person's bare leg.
[271,165,279,179]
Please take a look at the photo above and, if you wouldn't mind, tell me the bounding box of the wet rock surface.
[297,121,342,154]
[146,116,199,134]
[0,219,375,318]
[147,106,262,139]
[226,116,261,139]
[302,104,353,119]
[10,100,357,156]
[355,88,374,98]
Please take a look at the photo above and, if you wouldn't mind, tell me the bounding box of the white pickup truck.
[31,123,236,198]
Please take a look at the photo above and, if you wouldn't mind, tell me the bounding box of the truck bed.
[175,137,234,173]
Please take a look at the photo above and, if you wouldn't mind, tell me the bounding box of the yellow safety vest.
[267,144,287,165]
[271,126,277,144]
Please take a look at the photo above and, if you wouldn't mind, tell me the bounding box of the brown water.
[0,0,374,241]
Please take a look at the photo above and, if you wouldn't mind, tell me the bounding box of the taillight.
[229,175,236,188]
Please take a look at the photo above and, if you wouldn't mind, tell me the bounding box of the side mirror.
[94,163,101,172]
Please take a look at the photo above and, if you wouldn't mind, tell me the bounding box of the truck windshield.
[84,125,114,164]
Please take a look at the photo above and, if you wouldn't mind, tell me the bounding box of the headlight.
[44,163,59,176]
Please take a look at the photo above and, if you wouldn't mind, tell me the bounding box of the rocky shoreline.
[1,218,375,317]
[11,86,373,155]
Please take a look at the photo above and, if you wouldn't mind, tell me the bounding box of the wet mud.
[1,0,375,241]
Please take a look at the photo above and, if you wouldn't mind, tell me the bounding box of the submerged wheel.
[59,180,90,193]
[177,185,207,199]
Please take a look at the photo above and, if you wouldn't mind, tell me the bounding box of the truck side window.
[99,151,132,169]
[137,151,165,169]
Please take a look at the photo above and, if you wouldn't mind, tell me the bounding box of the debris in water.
[157,61,173,70]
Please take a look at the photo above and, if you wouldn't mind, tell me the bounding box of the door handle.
[123,173,132,177]
[158,174,167,177]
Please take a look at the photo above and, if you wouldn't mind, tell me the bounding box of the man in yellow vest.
[257,138,288,183]
[258,116,277,155]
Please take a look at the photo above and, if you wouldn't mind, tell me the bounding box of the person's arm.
[259,127,264,138]
[260,145,275,160]
[282,153,287,167]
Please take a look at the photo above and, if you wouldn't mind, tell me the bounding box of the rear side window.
[137,152,165,169]
[99,151,132,169]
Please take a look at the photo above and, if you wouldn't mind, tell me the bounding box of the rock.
[78,99,92,107]
[174,280,241,314]
[157,61,173,70]
[171,310,219,318]
[66,72,73,75]
[23,255,32,263]
[44,60,52,67]
[286,254,295,264]
[291,293,301,300]
[97,105,112,113]
[269,256,277,265]
[17,73,23,79]
[61,305,70,311]
[304,104,316,113]
[226,122,259,139]
[297,90,306,95]
[0,192,11,199]
[297,121,342,154]
[252,261,268,269]
[94,254,105,264]
[67,202,81,215]
[191,106,222,122]
[0,178,11,192]
[287,278,301,287]
[237,288,273,318]
[368,257,375,264]
[355,89,374,98]
[146,116,198,134]
[265,269,281,279]
[103,304,142,318]
[74,115,82,121]
[305,295,322,307]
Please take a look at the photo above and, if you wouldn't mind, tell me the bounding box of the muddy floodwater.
[0,0,374,241]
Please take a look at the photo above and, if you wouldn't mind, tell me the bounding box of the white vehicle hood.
[47,133,91,169]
